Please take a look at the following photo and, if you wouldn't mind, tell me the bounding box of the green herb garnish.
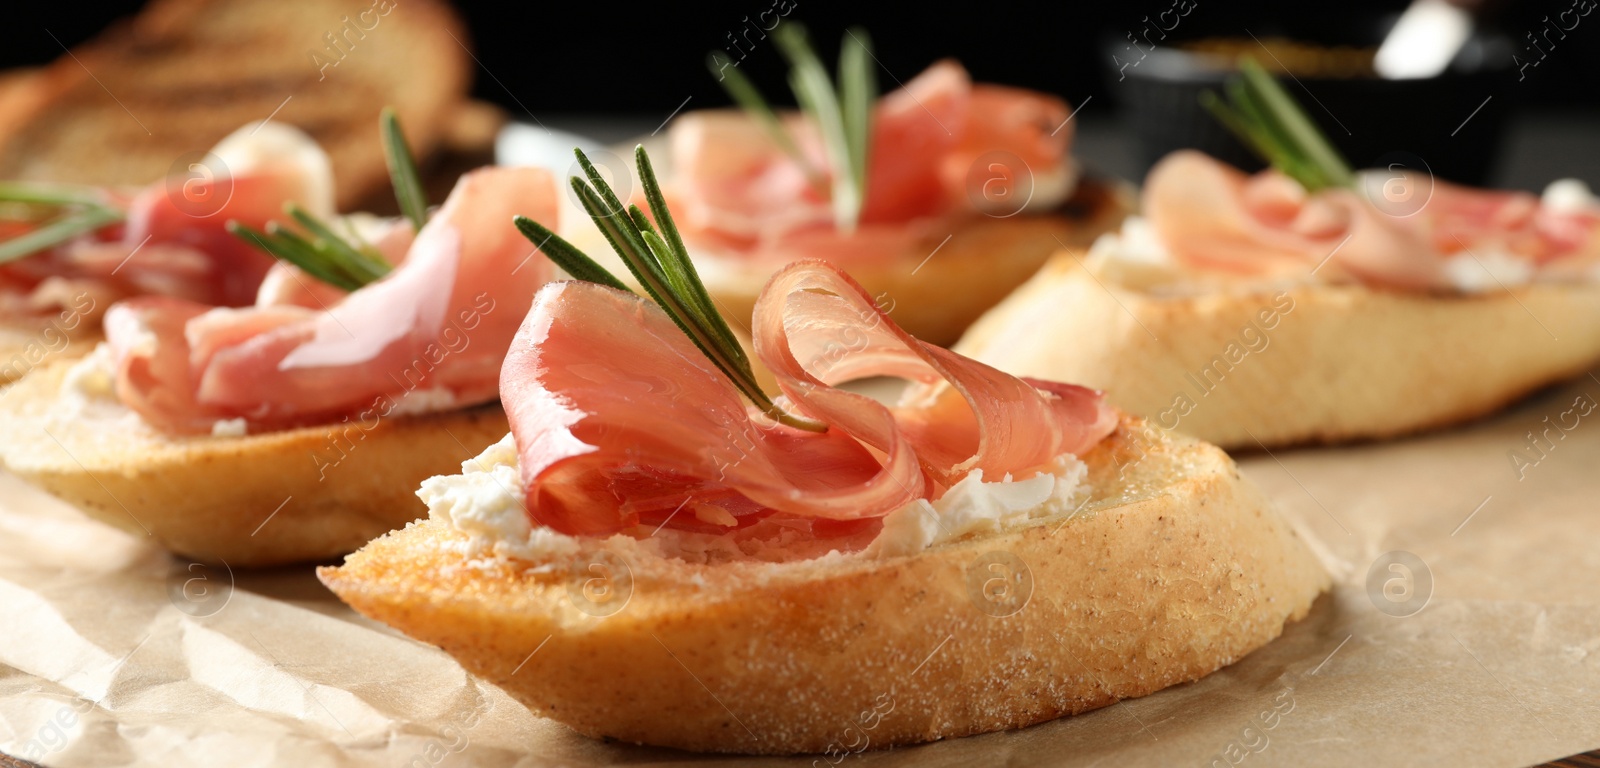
[229,108,432,290]
[708,52,825,189]
[226,204,391,292]
[707,24,876,232]
[381,107,430,231]
[1199,58,1354,192]
[513,146,827,433]
[0,182,125,265]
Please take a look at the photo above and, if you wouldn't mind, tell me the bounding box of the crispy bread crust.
[0,358,507,566]
[0,319,100,385]
[698,177,1132,347]
[0,0,471,209]
[559,176,1132,349]
[954,255,1600,449]
[319,418,1329,754]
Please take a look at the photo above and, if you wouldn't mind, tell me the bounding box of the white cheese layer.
[61,342,117,402]
[424,434,1089,562]
[418,433,579,562]
[1441,249,1533,292]
[388,387,459,416]
[1084,216,1186,290]
[1542,178,1598,215]
[865,454,1089,558]
[1091,178,1598,295]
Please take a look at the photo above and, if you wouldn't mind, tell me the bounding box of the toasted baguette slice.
[0,322,99,385]
[0,358,507,566]
[562,175,1132,348]
[703,178,1129,348]
[0,287,106,384]
[0,0,470,209]
[319,417,1328,754]
[0,68,53,124]
[954,255,1600,450]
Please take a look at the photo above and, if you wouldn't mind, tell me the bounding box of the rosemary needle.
[1200,57,1354,192]
[230,107,431,290]
[709,23,877,233]
[381,107,430,231]
[0,183,125,265]
[513,146,828,433]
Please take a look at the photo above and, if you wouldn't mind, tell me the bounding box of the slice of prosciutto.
[1144,150,1600,290]
[500,260,1118,537]
[105,166,560,434]
[663,60,1078,263]
[0,122,332,318]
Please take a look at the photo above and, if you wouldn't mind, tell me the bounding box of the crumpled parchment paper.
[4,369,1600,767]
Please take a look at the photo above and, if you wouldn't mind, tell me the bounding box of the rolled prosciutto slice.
[106,166,560,434]
[1,122,331,316]
[500,260,1118,536]
[1143,150,1600,290]
[664,60,1079,262]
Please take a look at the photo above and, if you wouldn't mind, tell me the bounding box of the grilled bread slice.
[561,169,1133,348]
[0,356,507,567]
[0,291,103,384]
[0,324,98,385]
[0,0,470,209]
[702,177,1132,347]
[954,254,1600,449]
[319,417,1329,754]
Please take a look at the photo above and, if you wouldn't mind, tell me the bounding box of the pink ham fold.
[1144,150,1600,290]
[665,60,1075,263]
[106,166,559,434]
[0,167,316,320]
[500,260,1117,537]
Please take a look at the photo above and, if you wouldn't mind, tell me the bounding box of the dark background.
[5,0,1594,114]
[4,0,1596,187]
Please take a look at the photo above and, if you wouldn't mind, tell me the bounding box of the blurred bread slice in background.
[0,0,473,209]
[0,69,53,123]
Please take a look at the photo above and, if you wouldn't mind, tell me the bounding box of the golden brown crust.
[0,358,508,566]
[319,417,1328,754]
[0,0,471,209]
[559,175,1133,349]
[0,317,101,385]
[699,177,1133,347]
[954,255,1600,449]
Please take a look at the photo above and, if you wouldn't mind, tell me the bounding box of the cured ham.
[0,122,332,316]
[665,60,1076,261]
[106,166,560,434]
[500,260,1117,536]
[1144,150,1600,290]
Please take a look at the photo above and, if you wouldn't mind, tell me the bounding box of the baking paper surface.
[3,373,1600,767]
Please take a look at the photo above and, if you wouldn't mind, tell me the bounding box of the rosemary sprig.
[228,107,430,290]
[708,24,876,232]
[0,205,122,265]
[381,107,430,231]
[1199,58,1354,192]
[513,145,827,433]
[707,52,825,189]
[0,183,125,265]
[226,202,391,292]
[837,28,876,213]
[0,182,115,208]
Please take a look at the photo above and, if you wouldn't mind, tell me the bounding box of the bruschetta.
[0,121,332,383]
[321,147,1328,754]
[955,60,1600,449]
[560,25,1129,347]
[0,118,566,566]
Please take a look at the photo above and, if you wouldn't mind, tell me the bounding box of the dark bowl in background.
[1105,16,1516,186]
